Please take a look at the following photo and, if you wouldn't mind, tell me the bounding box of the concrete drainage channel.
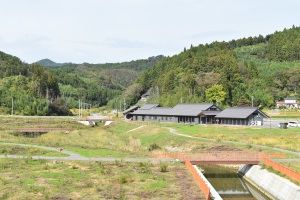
[193,164,300,200]
[238,164,300,200]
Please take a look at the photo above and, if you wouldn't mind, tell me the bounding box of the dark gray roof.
[123,106,139,114]
[132,107,172,115]
[170,103,215,116]
[132,103,218,117]
[284,97,297,100]
[201,110,222,116]
[215,107,269,119]
[139,104,160,110]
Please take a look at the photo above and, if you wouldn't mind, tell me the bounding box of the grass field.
[0,116,299,157]
[0,158,203,200]
[0,144,67,157]
[163,123,300,153]
[0,115,299,199]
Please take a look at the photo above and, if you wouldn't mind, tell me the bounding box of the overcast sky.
[1,0,299,64]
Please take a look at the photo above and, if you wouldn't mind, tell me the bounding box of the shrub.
[148,143,161,151]
[159,162,168,172]
[139,162,152,174]
[119,175,128,184]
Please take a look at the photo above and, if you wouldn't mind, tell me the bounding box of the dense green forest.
[43,56,164,109]
[133,25,300,109]
[0,52,163,115]
[1,25,300,115]
[0,52,68,115]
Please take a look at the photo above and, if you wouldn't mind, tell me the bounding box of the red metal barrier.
[263,158,300,183]
[185,159,210,200]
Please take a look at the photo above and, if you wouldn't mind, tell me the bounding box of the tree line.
[0,51,68,115]
[0,51,164,115]
[132,25,300,109]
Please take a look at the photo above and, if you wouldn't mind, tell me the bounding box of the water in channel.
[199,165,271,200]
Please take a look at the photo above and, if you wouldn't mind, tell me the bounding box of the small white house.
[276,97,299,108]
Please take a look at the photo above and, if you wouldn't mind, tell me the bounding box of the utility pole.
[123,97,126,111]
[116,98,118,117]
[251,96,254,107]
[78,100,80,118]
[11,97,13,115]
[81,101,83,117]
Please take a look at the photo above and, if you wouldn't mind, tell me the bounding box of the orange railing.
[185,159,210,200]
[152,152,286,161]
[263,158,300,183]
[152,153,186,160]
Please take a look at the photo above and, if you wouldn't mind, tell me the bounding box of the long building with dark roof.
[130,103,269,126]
[131,103,222,124]
[215,107,269,126]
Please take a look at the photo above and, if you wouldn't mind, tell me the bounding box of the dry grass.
[0,158,205,200]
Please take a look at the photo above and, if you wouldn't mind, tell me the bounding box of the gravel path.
[1,126,299,162]
[0,142,174,162]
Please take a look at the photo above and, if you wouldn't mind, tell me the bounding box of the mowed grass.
[0,118,225,158]
[164,123,300,152]
[0,116,299,173]
[0,117,299,157]
[0,158,203,200]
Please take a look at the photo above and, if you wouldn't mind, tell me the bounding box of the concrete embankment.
[193,165,222,200]
[238,164,300,200]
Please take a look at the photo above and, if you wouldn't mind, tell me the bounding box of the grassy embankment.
[0,115,299,157]
[0,116,205,199]
[0,116,299,191]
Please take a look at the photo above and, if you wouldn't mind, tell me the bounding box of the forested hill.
[0,52,164,115]
[132,25,300,109]
[0,51,67,115]
[37,58,73,67]
[43,55,164,109]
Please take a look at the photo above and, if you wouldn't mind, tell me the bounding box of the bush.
[148,143,161,151]
[159,162,168,172]
[119,175,128,184]
[139,162,152,174]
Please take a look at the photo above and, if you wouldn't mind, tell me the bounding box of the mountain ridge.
[37,58,74,67]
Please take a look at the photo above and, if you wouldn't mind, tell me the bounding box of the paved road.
[261,119,297,129]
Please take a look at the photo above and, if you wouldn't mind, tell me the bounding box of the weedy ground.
[0,115,299,199]
[0,158,204,200]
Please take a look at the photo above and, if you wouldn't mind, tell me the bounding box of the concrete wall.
[238,164,300,200]
[193,165,222,200]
